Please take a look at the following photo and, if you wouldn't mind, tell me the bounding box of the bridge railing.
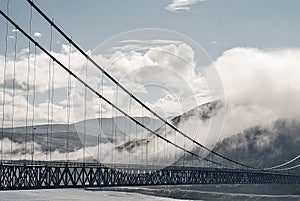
[1,159,298,178]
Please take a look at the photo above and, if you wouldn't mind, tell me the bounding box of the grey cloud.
[0,78,28,91]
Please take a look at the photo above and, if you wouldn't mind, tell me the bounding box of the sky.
[1,0,300,59]
[1,0,300,158]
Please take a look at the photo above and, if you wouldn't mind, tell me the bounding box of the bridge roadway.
[1,160,300,190]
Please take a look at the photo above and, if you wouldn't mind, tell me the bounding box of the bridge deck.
[1,160,300,190]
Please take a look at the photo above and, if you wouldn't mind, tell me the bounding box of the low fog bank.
[207,119,300,173]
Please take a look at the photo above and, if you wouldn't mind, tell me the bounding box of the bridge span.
[1,0,300,191]
[1,160,300,190]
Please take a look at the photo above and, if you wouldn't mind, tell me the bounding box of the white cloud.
[166,0,205,12]
[2,40,300,162]
[93,40,212,117]
[0,39,213,131]
[215,47,300,138]
[0,44,88,126]
[33,32,42,38]
[3,39,300,151]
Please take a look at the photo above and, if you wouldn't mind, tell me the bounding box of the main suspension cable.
[25,0,255,169]
[0,9,227,168]
[264,155,300,171]
[276,163,300,171]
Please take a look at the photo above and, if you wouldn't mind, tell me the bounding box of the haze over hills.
[1,100,300,175]
[1,116,161,153]
[208,119,300,174]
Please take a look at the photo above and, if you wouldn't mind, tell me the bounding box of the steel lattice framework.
[1,161,300,190]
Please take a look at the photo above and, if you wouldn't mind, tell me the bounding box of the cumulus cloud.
[0,40,212,128]
[166,0,205,12]
[91,39,212,118]
[0,44,88,126]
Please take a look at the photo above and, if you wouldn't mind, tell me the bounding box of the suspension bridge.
[0,0,300,190]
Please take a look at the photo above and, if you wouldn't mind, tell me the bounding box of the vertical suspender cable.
[135,122,138,165]
[50,54,55,161]
[164,123,167,166]
[154,119,157,166]
[97,74,103,164]
[98,73,104,164]
[97,90,100,163]
[152,114,155,167]
[46,25,53,162]
[111,85,116,166]
[111,102,114,166]
[11,26,17,161]
[66,41,71,162]
[183,136,186,166]
[31,45,36,162]
[174,130,176,166]
[141,103,147,165]
[83,59,88,163]
[1,0,9,161]
[8,1,13,161]
[115,85,118,165]
[141,104,144,165]
[31,5,36,161]
[25,3,32,161]
[128,96,132,166]
[235,147,237,169]
[123,104,126,164]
